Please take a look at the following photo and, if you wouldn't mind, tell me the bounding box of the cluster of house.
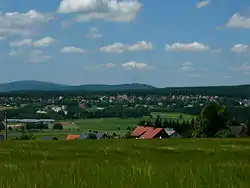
[63,124,249,140]
[63,126,182,141]
[65,131,109,140]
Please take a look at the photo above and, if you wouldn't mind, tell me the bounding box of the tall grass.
[0,139,249,188]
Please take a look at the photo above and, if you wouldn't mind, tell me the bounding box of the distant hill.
[155,85,250,97]
[0,81,156,92]
[0,81,250,97]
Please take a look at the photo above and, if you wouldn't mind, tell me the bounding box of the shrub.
[53,123,63,130]
[215,129,235,138]
[87,133,97,139]
[16,133,36,140]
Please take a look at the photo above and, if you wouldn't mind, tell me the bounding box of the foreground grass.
[0,139,249,188]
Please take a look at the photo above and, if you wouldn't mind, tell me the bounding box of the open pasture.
[151,112,195,120]
[0,139,249,188]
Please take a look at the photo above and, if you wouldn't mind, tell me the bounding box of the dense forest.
[0,84,250,97]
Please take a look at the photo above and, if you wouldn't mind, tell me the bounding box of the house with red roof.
[66,134,80,140]
[131,126,169,139]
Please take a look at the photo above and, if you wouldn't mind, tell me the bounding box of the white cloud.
[165,42,210,52]
[28,50,51,63]
[127,41,153,51]
[196,0,210,8]
[121,61,151,70]
[100,41,153,53]
[83,63,117,70]
[10,37,56,47]
[58,0,141,23]
[226,13,250,29]
[33,37,56,47]
[8,49,50,63]
[8,50,20,56]
[0,10,53,37]
[61,46,85,53]
[98,63,117,69]
[100,42,125,53]
[231,44,249,53]
[231,63,250,71]
[10,39,33,47]
[180,61,196,72]
[84,61,151,71]
[0,36,5,40]
[87,27,103,39]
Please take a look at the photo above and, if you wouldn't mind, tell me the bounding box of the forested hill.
[0,81,156,92]
[0,81,249,97]
[159,85,250,97]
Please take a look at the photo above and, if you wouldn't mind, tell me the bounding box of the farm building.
[131,126,182,139]
[131,126,168,139]
[7,119,55,123]
[66,134,80,140]
[78,131,108,140]
[66,132,109,140]
[164,128,182,138]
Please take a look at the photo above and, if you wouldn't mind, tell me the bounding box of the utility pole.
[4,112,7,141]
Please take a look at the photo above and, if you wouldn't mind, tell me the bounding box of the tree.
[247,120,250,136]
[138,120,146,126]
[26,123,36,130]
[215,130,235,138]
[195,103,229,137]
[87,133,97,139]
[0,122,5,131]
[163,118,169,128]
[154,115,162,127]
[53,123,63,130]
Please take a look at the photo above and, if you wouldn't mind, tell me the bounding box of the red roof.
[140,128,163,139]
[66,134,80,140]
[131,126,149,137]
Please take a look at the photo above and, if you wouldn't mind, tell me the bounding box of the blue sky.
[0,0,250,87]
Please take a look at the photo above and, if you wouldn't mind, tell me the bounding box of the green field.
[151,112,194,120]
[71,112,194,131]
[6,112,195,139]
[0,139,249,187]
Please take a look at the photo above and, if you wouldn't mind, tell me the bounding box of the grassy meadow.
[0,139,249,187]
[6,112,195,139]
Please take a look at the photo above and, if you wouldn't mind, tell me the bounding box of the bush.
[124,131,135,139]
[87,133,97,139]
[127,126,132,130]
[16,133,36,140]
[215,129,235,138]
[53,123,63,130]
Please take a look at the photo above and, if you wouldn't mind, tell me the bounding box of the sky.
[0,0,250,87]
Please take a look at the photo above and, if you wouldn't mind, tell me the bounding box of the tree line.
[137,103,250,138]
[0,84,250,97]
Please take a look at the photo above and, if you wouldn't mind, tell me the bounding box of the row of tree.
[0,105,150,120]
[138,103,250,138]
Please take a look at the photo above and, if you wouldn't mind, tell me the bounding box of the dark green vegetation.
[5,112,192,140]
[137,103,250,138]
[0,80,250,97]
[0,139,249,188]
